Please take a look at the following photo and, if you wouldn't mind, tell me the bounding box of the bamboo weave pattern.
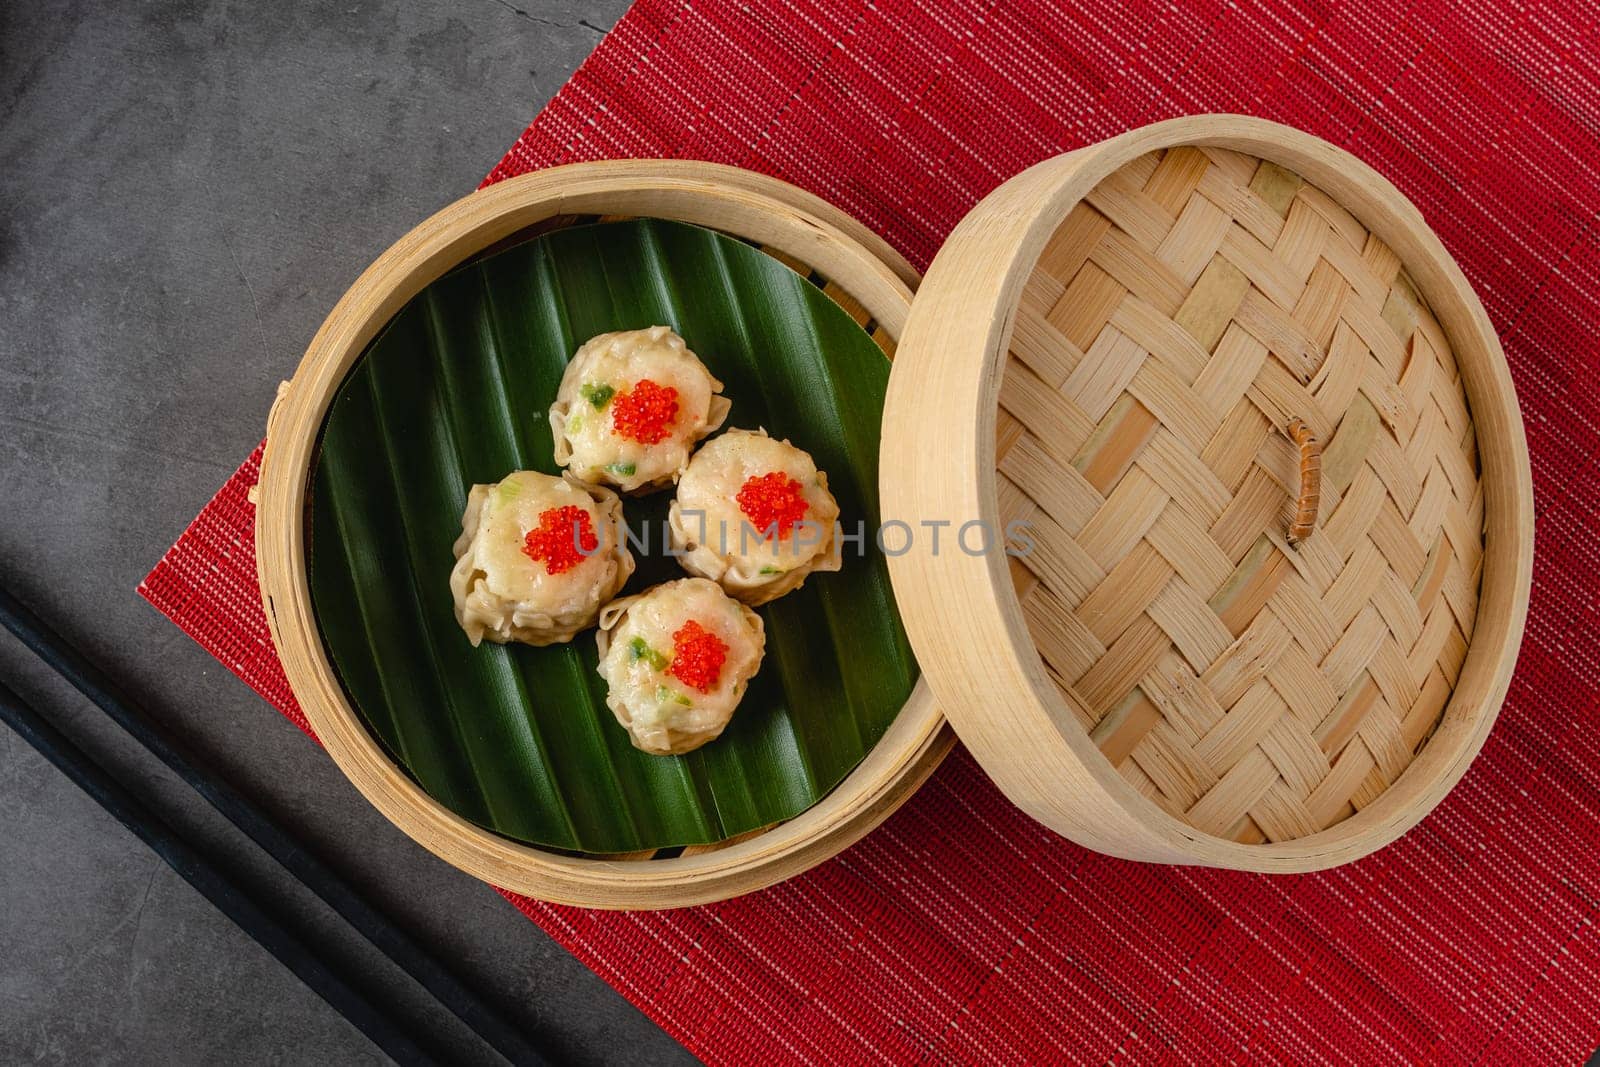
[998,148,1484,843]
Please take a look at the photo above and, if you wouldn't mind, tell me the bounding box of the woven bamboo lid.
[883,116,1533,871]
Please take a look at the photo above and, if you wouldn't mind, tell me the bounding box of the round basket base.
[257,161,952,908]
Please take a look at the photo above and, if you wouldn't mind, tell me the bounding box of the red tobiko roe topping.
[611,378,679,444]
[667,620,729,693]
[521,505,598,575]
[736,472,810,539]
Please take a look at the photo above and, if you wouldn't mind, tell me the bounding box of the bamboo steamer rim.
[880,115,1534,872]
[256,161,952,909]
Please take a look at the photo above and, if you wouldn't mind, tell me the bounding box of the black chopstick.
[0,584,546,1066]
[0,677,438,1065]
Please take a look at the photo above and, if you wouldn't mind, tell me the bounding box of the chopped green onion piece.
[567,415,583,433]
[654,684,692,707]
[759,565,784,575]
[580,382,615,409]
[606,462,637,476]
[628,636,668,670]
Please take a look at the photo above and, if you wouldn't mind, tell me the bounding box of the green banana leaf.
[308,218,918,854]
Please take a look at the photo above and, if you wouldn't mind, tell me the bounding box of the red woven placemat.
[141,1,1600,1062]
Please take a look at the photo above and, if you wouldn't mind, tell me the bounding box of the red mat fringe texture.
[141,1,1600,1062]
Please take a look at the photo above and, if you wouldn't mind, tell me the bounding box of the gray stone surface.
[0,1,694,1063]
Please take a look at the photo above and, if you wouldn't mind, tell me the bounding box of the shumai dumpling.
[549,326,730,494]
[450,471,634,647]
[668,428,842,605]
[595,578,765,756]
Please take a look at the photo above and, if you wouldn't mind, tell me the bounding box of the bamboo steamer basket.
[259,117,1533,908]
[882,115,1533,871]
[255,161,953,909]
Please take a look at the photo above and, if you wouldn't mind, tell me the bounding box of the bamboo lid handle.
[1285,417,1322,546]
